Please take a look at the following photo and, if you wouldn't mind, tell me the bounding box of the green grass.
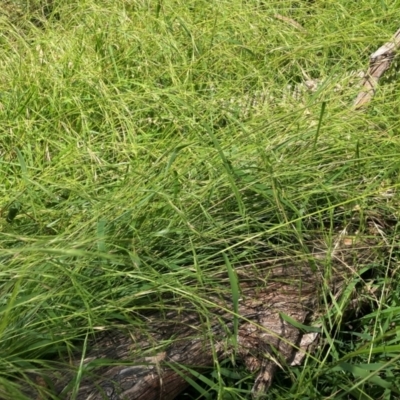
[1,0,400,398]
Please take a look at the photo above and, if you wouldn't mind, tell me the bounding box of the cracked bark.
[17,223,385,400]
[15,249,357,400]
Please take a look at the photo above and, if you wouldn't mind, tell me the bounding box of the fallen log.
[21,266,317,399]
[14,229,383,400]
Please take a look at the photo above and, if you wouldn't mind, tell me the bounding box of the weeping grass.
[1,0,400,398]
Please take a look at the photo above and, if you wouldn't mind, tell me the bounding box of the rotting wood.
[19,261,318,400]
[15,232,384,400]
[354,28,400,109]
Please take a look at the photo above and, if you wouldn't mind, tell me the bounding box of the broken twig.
[354,28,400,109]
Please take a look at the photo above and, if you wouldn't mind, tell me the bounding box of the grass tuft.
[1,0,400,398]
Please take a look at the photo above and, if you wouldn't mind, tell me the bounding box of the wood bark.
[22,264,317,399]
[13,232,380,400]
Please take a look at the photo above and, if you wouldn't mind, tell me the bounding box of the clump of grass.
[1,0,400,398]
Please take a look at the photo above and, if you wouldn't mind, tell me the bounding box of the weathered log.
[15,261,320,399]
[15,231,377,400]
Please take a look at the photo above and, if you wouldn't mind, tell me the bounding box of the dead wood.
[14,230,383,400]
[354,28,400,109]
[21,266,317,400]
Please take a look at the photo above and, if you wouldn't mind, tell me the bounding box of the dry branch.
[20,261,318,399]
[15,232,383,400]
[354,28,400,109]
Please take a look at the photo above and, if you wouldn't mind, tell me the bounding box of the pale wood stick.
[354,28,400,109]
